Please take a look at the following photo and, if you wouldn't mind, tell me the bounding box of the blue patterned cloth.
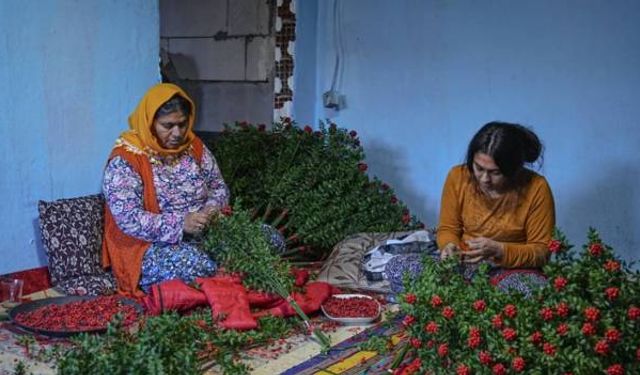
[139,242,217,292]
[261,224,287,254]
[384,251,546,297]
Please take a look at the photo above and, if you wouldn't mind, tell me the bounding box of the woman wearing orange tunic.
[437,121,555,294]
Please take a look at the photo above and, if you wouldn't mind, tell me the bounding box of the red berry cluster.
[554,276,568,291]
[584,306,601,322]
[540,307,554,321]
[322,296,378,318]
[424,321,439,334]
[589,243,604,256]
[15,296,138,332]
[473,299,486,312]
[548,239,563,253]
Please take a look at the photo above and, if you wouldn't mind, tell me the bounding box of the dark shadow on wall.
[559,162,639,266]
[365,139,439,228]
[160,51,208,131]
[32,218,49,266]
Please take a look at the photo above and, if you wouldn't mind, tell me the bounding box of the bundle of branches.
[202,202,331,351]
[209,119,425,260]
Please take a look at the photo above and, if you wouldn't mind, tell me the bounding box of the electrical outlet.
[323,90,342,109]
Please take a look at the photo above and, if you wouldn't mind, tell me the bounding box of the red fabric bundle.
[196,276,258,330]
[291,268,310,286]
[253,282,338,318]
[142,279,208,316]
[141,269,337,330]
[247,291,283,308]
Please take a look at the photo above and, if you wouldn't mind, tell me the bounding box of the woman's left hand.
[463,237,504,263]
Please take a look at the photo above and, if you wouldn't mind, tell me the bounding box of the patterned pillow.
[38,194,115,295]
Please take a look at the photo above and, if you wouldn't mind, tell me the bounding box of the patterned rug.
[281,317,407,375]
[1,290,407,375]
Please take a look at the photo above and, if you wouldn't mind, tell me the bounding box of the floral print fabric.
[103,146,229,291]
[38,195,116,295]
[384,254,546,298]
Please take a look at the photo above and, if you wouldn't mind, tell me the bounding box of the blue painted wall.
[295,0,640,261]
[0,1,159,274]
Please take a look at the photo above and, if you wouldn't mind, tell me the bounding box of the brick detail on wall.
[274,0,296,119]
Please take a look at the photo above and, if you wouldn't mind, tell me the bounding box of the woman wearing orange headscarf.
[102,83,229,297]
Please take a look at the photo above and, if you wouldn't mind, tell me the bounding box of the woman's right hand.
[184,210,212,235]
[440,242,461,260]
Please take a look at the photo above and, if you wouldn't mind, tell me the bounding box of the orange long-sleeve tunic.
[436,165,555,268]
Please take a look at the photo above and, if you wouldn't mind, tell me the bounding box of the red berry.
[540,307,554,321]
[479,350,492,365]
[410,338,421,348]
[556,302,570,318]
[605,287,620,300]
[503,304,517,318]
[437,343,449,357]
[589,243,604,256]
[512,357,526,372]
[554,277,568,291]
[473,299,487,312]
[557,323,569,336]
[530,331,543,345]
[426,340,435,348]
[492,314,504,328]
[548,239,562,253]
[442,306,455,319]
[606,364,625,375]
[430,295,443,307]
[605,328,621,344]
[543,342,556,356]
[468,335,481,348]
[402,315,415,327]
[502,328,517,341]
[469,327,481,337]
[595,339,610,356]
[456,364,471,375]
[629,306,640,320]
[425,321,439,334]
[404,293,417,304]
[492,363,507,375]
[582,322,596,336]
[604,260,621,272]
[584,306,600,322]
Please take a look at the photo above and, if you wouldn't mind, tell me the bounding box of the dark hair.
[154,94,191,119]
[465,121,543,182]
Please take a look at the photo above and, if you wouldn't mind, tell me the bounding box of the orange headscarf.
[118,83,196,156]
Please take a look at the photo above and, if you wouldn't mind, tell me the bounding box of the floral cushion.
[38,195,115,295]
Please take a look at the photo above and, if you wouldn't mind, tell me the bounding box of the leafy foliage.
[397,228,640,374]
[209,119,424,259]
[55,311,296,375]
[202,202,294,294]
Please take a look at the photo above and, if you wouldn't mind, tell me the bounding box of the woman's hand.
[440,242,461,260]
[184,206,218,234]
[463,237,504,263]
